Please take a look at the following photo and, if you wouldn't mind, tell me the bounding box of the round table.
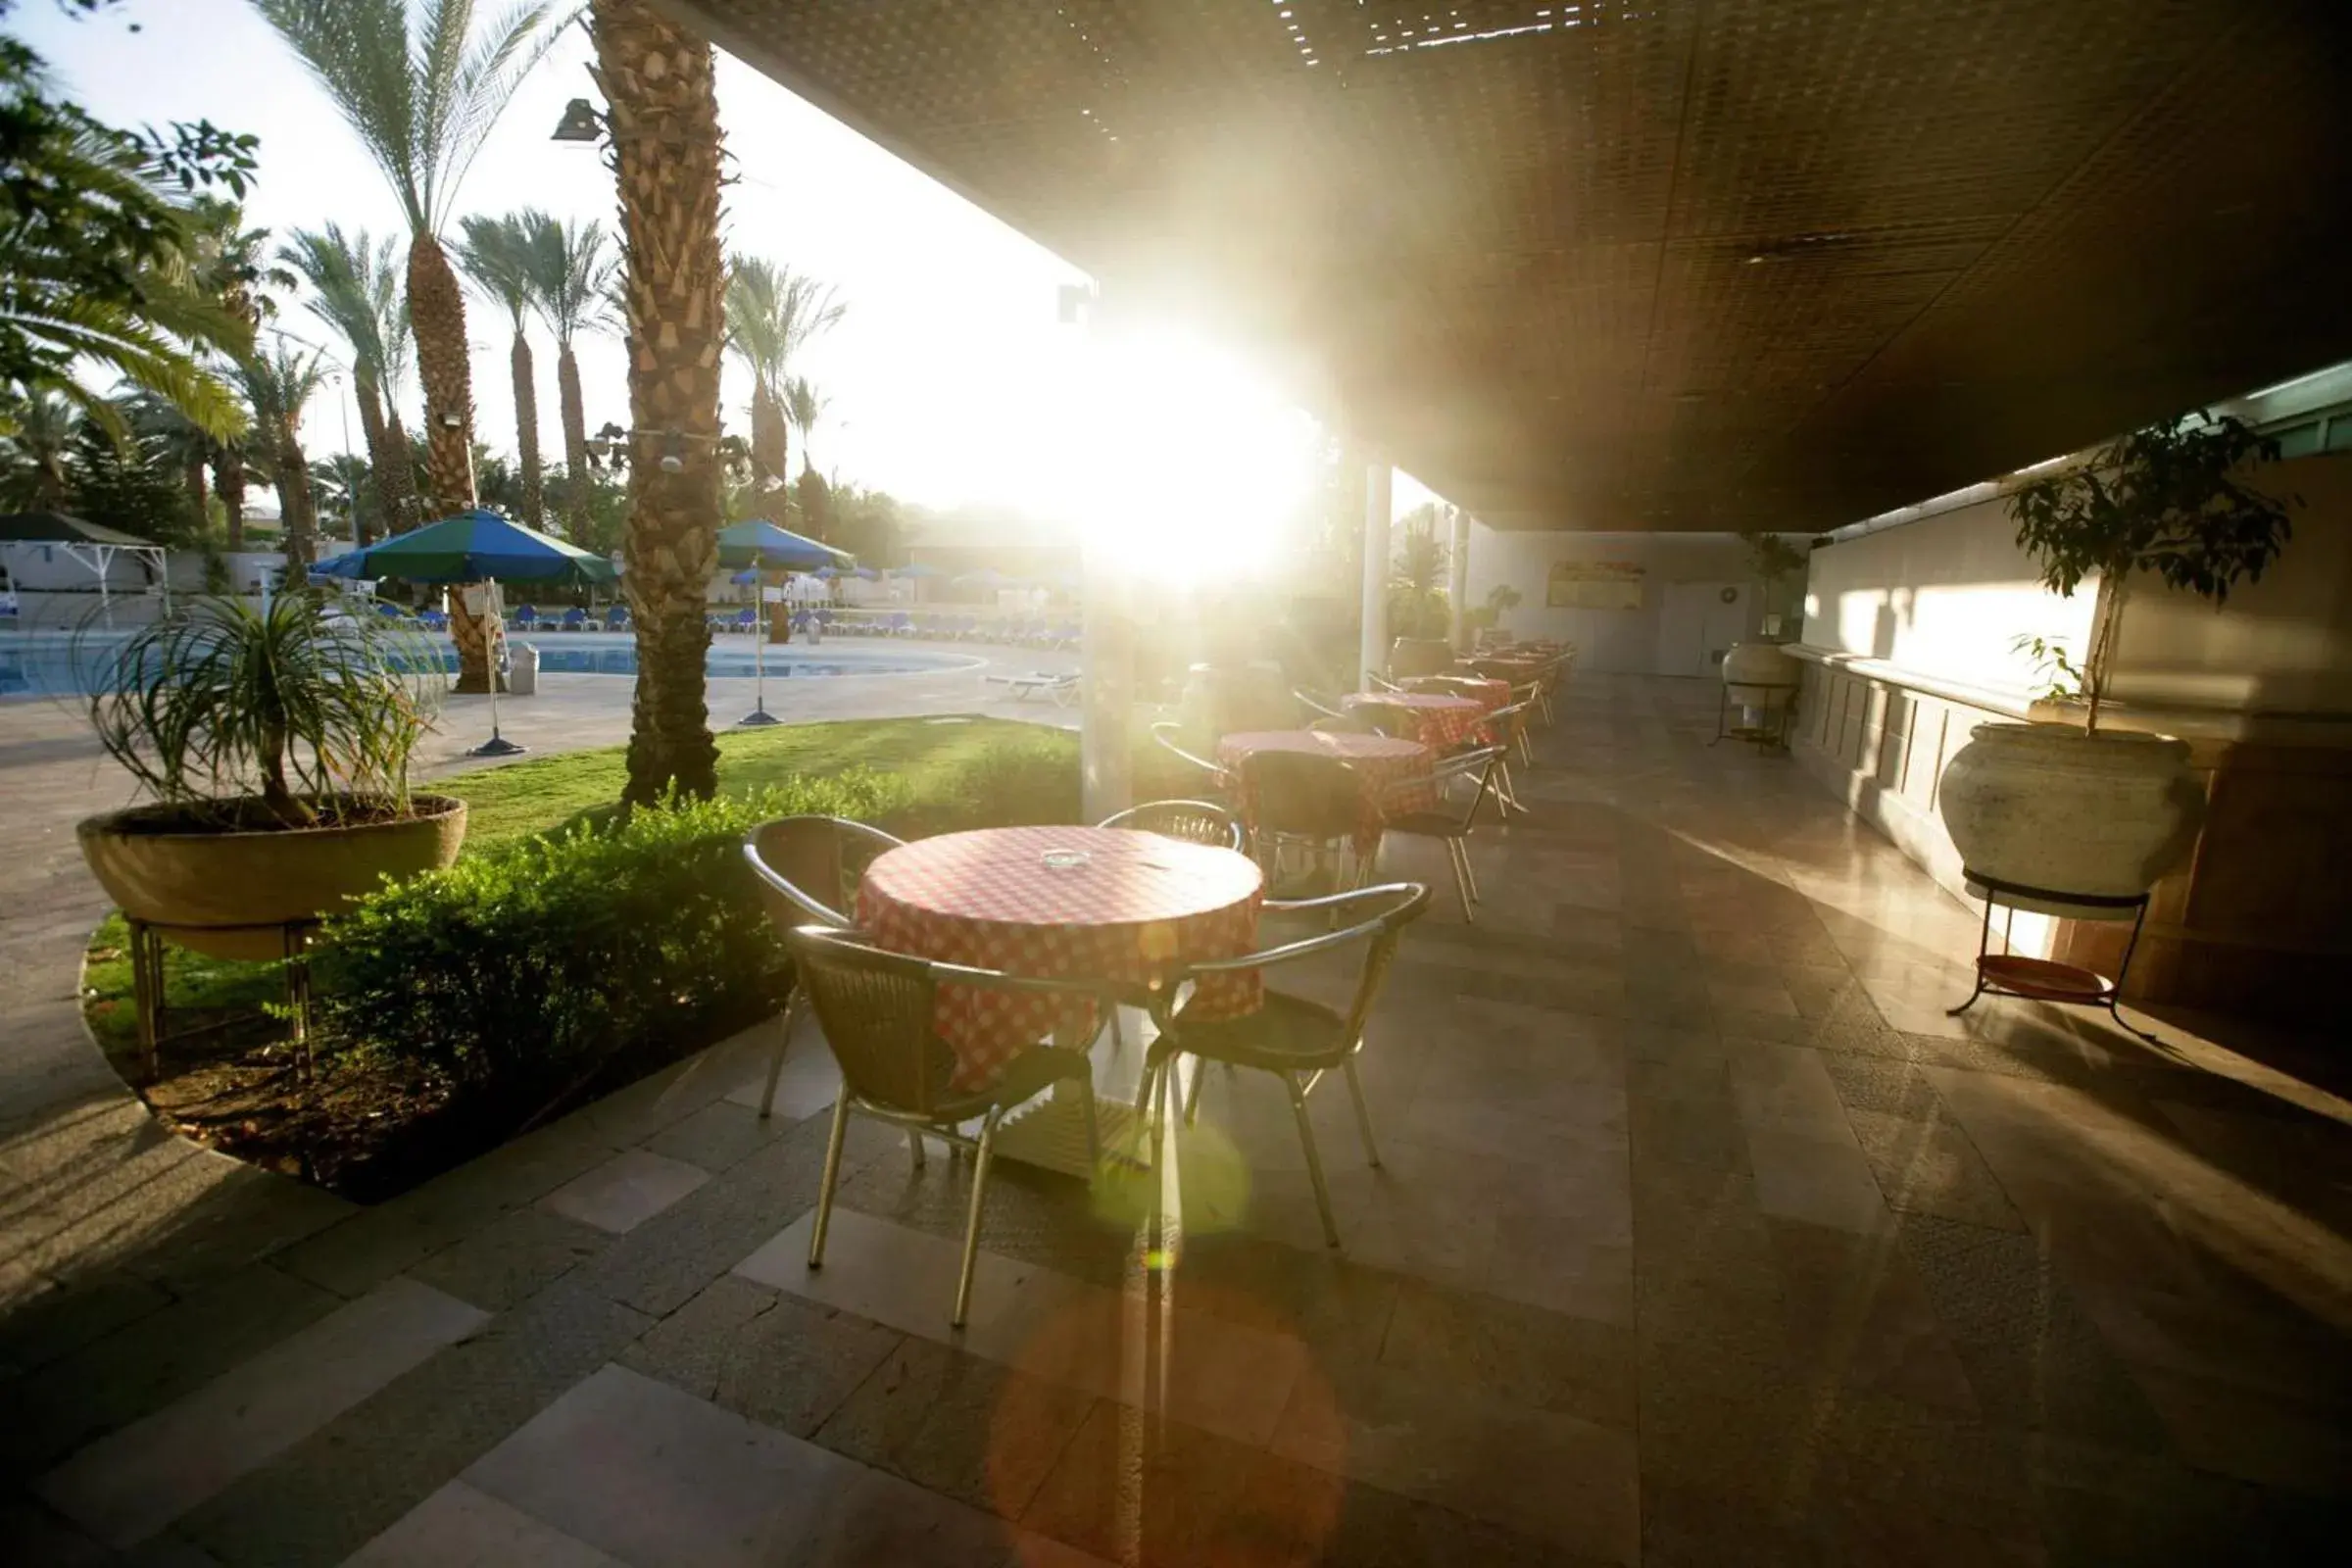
[858,825,1262,1090]
[1341,690,1488,750]
[1402,675,1513,713]
[1214,730,1438,852]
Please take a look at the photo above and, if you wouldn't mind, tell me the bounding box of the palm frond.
[454,210,539,324]
[517,211,613,344]
[723,256,846,391]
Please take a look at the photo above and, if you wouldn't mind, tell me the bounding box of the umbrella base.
[467,733,529,758]
[737,708,782,727]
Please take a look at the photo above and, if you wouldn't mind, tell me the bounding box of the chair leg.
[1342,1058,1383,1168]
[1446,839,1475,922]
[1182,1054,1206,1126]
[953,1110,1003,1328]
[757,992,799,1118]
[1288,1074,1342,1248]
[1076,1074,1102,1176]
[1517,727,1534,767]
[808,1089,852,1268]
[1458,837,1482,903]
[908,1129,927,1169]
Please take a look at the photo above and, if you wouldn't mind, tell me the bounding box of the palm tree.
[122,390,217,523]
[723,258,842,493]
[311,451,371,543]
[2,392,84,511]
[456,211,547,529]
[594,0,726,804]
[231,341,330,581]
[782,375,828,478]
[279,223,416,541]
[517,213,615,541]
[252,0,559,690]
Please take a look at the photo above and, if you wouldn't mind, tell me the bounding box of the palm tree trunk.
[277,426,317,585]
[595,0,724,805]
[215,448,247,553]
[408,229,497,692]
[750,378,787,492]
[512,326,545,530]
[352,370,396,548]
[184,455,208,523]
[377,402,421,536]
[558,341,590,539]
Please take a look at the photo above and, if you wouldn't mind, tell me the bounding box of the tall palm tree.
[517,213,614,541]
[455,211,547,529]
[594,0,725,804]
[311,451,371,543]
[122,390,216,523]
[781,375,827,478]
[1,392,82,511]
[232,341,330,581]
[723,258,842,494]
[279,223,416,542]
[252,0,559,690]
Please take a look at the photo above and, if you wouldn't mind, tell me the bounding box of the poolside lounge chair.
[559,607,588,632]
[983,669,1081,706]
[604,606,630,631]
[731,608,758,634]
[419,609,449,631]
[512,605,539,631]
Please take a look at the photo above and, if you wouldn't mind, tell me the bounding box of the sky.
[13,0,1436,554]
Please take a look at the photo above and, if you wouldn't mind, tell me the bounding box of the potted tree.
[76,592,469,959]
[1937,413,2296,914]
[1722,530,1811,716]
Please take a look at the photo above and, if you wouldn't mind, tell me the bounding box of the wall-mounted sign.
[1546,559,1645,610]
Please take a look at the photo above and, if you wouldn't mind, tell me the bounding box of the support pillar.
[1446,504,1471,651]
[1079,533,1132,823]
[1357,457,1392,686]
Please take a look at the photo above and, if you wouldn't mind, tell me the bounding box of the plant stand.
[1946,871,2165,1048]
[127,917,320,1085]
[1712,681,1797,753]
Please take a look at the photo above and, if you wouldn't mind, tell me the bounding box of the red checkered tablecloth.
[1402,675,1512,714]
[858,826,1263,1091]
[1214,730,1438,853]
[1340,691,1487,750]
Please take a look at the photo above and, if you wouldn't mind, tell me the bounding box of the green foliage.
[1389,503,1451,639]
[68,417,203,544]
[724,258,845,390]
[517,212,615,346]
[1464,582,1521,633]
[86,591,438,825]
[454,210,538,327]
[1740,529,1809,584]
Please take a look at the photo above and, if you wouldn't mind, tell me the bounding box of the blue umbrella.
[890,562,941,578]
[311,509,615,585]
[715,519,845,570]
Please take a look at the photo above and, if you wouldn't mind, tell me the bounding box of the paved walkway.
[3,671,2347,1565]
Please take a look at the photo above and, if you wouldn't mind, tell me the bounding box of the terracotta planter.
[1722,641,1801,709]
[77,795,468,959]
[1937,722,2203,917]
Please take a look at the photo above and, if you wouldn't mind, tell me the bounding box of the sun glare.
[1057,326,1319,590]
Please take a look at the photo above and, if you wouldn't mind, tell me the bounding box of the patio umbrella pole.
[468,580,527,758]
[740,574,780,726]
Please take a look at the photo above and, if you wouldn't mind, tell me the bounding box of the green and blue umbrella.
[715,520,846,571]
[312,509,616,585]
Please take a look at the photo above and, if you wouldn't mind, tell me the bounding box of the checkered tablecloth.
[858,826,1263,1091]
[1403,675,1513,714]
[1341,691,1488,751]
[1214,730,1438,853]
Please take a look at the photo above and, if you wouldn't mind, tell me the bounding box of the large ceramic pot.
[77,795,468,959]
[1722,641,1801,709]
[1937,722,2203,917]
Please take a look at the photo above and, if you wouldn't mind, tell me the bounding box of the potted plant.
[76,592,469,959]
[1937,412,2296,913]
[1722,530,1811,713]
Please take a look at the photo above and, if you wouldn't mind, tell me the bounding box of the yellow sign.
[1546,560,1644,611]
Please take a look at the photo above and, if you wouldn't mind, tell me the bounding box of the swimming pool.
[0,630,982,699]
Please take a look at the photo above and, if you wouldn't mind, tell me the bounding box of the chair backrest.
[1292,688,1347,721]
[1432,745,1505,831]
[1185,882,1431,1049]
[1242,750,1362,840]
[784,926,958,1115]
[1099,799,1246,853]
[1486,697,1536,744]
[742,815,906,930]
[1150,720,1228,784]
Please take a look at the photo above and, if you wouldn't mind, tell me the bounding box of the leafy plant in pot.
[1937,413,2296,915]
[75,592,469,959]
[1721,530,1812,713]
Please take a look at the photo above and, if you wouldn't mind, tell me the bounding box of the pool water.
[0,631,980,699]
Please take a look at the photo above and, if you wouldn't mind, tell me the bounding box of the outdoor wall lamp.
[659,435,685,473]
[436,411,465,431]
[552,98,605,143]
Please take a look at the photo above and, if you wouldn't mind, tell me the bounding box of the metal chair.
[1098,799,1246,854]
[1145,882,1432,1248]
[1149,719,1231,790]
[1240,749,1368,895]
[1483,698,1539,814]
[741,816,906,1117]
[1292,688,1349,723]
[787,926,1103,1326]
[1307,710,1385,737]
[1378,746,1504,920]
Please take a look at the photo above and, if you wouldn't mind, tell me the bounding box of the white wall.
[1464,525,1768,675]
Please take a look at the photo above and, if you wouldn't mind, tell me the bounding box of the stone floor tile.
[1723,1043,1856,1134]
[1743,1125,1889,1234]
[614,1273,784,1399]
[466,1364,1012,1567]
[1378,1278,1638,1429]
[37,1278,487,1547]
[639,1098,800,1174]
[1628,1095,1752,1172]
[1483,1224,1635,1326]
[2130,1366,2352,1494]
[539,1148,711,1236]
[1763,1218,1978,1411]
[410,1206,611,1312]
[1016,1397,1263,1568]
[1844,1106,2027,1231]
[343,1479,625,1566]
[0,1271,170,1381]
[812,1335,1095,1521]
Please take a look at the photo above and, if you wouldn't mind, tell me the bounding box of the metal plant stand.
[1712,680,1798,752]
[1947,871,2165,1048]
[127,917,321,1085]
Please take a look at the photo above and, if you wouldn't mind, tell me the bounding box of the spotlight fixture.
[659,434,685,474]
[552,98,604,143]
[436,411,465,431]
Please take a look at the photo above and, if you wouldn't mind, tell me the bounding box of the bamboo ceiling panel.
[676,0,2352,530]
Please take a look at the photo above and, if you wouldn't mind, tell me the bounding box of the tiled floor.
[4,674,2350,1564]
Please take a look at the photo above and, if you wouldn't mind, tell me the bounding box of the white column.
[1079,533,1132,822]
[1446,505,1471,651]
[1357,457,1392,686]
